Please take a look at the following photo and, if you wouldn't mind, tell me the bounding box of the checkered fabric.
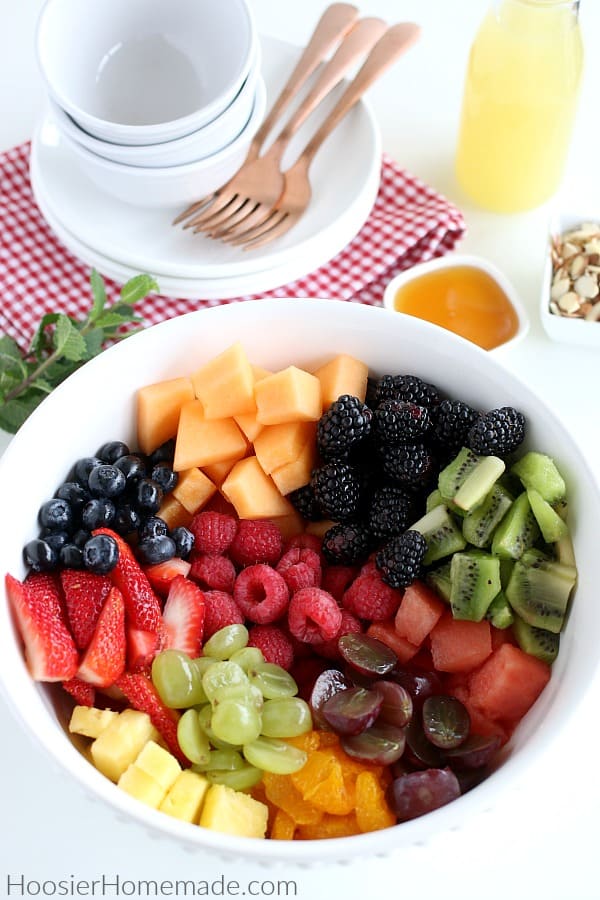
[0,141,465,348]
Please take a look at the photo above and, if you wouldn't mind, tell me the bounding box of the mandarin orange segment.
[284,731,321,753]
[292,750,356,816]
[271,809,297,841]
[262,772,323,826]
[355,771,396,833]
[317,730,340,748]
[296,813,361,840]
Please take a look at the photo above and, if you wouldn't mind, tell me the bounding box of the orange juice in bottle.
[456,0,583,212]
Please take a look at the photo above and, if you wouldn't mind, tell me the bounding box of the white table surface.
[1,1,599,897]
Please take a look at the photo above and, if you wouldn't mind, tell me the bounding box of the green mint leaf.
[94,310,139,330]
[29,312,62,358]
[0,335,27,379]
[120,274,159,305]
[84,328,104,359]
[89,269,107,320]
[0,390,45,434]
[52,315,87,362]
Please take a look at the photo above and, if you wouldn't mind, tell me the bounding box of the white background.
[1,1,599,898]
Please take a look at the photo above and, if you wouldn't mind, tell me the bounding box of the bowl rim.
[35,0,258,142]
[382,253,530,353]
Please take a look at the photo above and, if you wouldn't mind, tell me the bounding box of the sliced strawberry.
[162,576,205,657]
[77,586,126,688]
[93,528,162,632]
[60,569,111,650]
[127,627,161,671]
[62,677,96,707]
[115,672,188,765]
[145,557,191,597]
[6,573,79,681]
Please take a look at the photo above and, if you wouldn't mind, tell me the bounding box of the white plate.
[30,34,381,285]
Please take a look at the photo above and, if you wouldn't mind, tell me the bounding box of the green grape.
[243,736,307,774]
[202,660,248,704]
[230,646,264,672]
[177,709,211,766]
[249,662,298,699]
[260,698,312,738]
[197,703,241,750]
[212,682,264,712]
[211,697,262,745]
[151,650,206,708]
[191,656,217,676]
[205,766,263,791]
[196,749,246,772]
[202,624,249,660]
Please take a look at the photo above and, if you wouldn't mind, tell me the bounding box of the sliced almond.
[573,274,599,300]
[570,255,587,278]
[550,277,571,300]
[584,302,600,322]
[549,300,561,316]
[584,240,600,256]
[557,291,581,314]
[561,241,580,259]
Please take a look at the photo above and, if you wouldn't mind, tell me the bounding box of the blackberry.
[374,374,441,410]
[317,395,372,460]
[379,442,437,488]
[322,522,373,566]
[288,484,322,521]
[311,462,363,522]
[468,406,526,457]
[432,399,480,456]
[367,484,416,540]
[375,530,427,588]
[374,400,431,444]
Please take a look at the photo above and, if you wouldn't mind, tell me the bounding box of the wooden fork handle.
[250,3,359,153]
[299,22,421,166]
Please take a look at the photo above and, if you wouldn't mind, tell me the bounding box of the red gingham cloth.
[0,141,465,348]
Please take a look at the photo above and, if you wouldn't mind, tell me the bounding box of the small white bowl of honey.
[382,254,529,352]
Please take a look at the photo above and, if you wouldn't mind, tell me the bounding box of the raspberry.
[228,520,283,568]
[313,609,362,660]
[317,395,372,460]
[203,590,244,639]
[342,572,403,621]
[311,462,363,522]
[375,530,427,589]
[467,406,526,457]
[233,564,289,624]
[189,511,237,556]
[287,587,342,644]
[367,484,416,540]
[247,624,294,670]
[322,522,373,566]
[276,548,322,593]
[285,533,324,559]
[321,565,358,602]
[432,399,480,456]
[374,400,431,444]
[189,553,236,592]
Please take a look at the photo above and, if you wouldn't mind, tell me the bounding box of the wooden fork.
[173,2,359,229]
[225,23,421,250]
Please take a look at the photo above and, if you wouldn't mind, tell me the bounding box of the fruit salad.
[4,342,577,840]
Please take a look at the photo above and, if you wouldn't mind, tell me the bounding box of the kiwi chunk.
[409,504,467,566]
[505,549,576,634]
[462,484,513,548]
[426,560,453,603]
[555,532,576,567]
[512,616,559,664]
[527,488,569,543]
[511,452,566,504]
[490,492,540,560]
[438,448,480,501]
[453,455,506,512]
[486,591,514,629]
[449,550,501,621]
[426,488,444,513]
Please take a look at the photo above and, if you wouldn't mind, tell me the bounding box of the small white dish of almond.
[541,214,600,348]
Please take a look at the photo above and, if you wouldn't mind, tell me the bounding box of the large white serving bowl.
[36,0,257,145]
[0,300,598,863]
[55,77,266,208]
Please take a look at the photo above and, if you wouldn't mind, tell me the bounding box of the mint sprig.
[0,270,159,434]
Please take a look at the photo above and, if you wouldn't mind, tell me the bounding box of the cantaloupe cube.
[252,365,272,382]
[271,438,318,495]
[173,400,247,471]
[91,709,159,783]
[159,770,210,823]
[172,467,216,514]
[305,519,336,538]
[69,706,119,739]
[221,456,295,519]
[137,377,194,455]
[118,765,166,808]
[199,783,268,838]
[254,366,322,424]
[233,411,264,443]
[268,508,305,541]
[191,342,256,419]
[312,354,368,407]
[157,495,192,530]
[202,456,244,487]
[254,421,316,475]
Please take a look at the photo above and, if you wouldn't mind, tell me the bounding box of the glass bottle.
[455,0,584,213]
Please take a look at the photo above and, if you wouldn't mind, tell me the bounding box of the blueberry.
[150,461,178,493]
[71,456,103,486]
[43,531,70,554]
[81,498,116,531]
[83,534,119,574]
[23,538,58,572]
[96,441,130,464]
[72,528,91,548]
[139,516,169,540]
[38,498,73,533]
[55,481,90,515]
[113,504,141,536]
[137,535,176,566]
[115,454,147,485]
[88,464,127,499]
[134,478,164,515]
[171,526,194,560]
[60,543,84,568]
[149,439,175,466]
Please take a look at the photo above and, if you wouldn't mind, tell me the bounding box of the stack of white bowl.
[36,0,264,208]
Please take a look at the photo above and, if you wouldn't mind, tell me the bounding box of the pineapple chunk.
[199,783,268,838]
[69,706,119,739]
[159,770,210,823]
[133,740,181,791]
[118,765,166,809]
[91,709,159,783]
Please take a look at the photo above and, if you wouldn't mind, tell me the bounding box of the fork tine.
[183,190,243,230]
[209,202,279,241]
[172,196,214,226]
[228,210,289,247]
[191,197,254,234]
[207,201,264,239]
[241,214,296,250]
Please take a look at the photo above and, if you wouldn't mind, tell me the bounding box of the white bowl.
[540,209,600,348]
[382,254,529,353]
[36,0,257,146]
[46,46,261,168]
[56,77,266,209]
[0,299,597,864]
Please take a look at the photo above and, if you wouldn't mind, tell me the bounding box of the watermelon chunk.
[429,613,492,673]
[394,581,445,647]
[366,621,419,664]
[468,643,551,724]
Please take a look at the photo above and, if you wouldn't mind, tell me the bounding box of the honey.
[392,265,519,350]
